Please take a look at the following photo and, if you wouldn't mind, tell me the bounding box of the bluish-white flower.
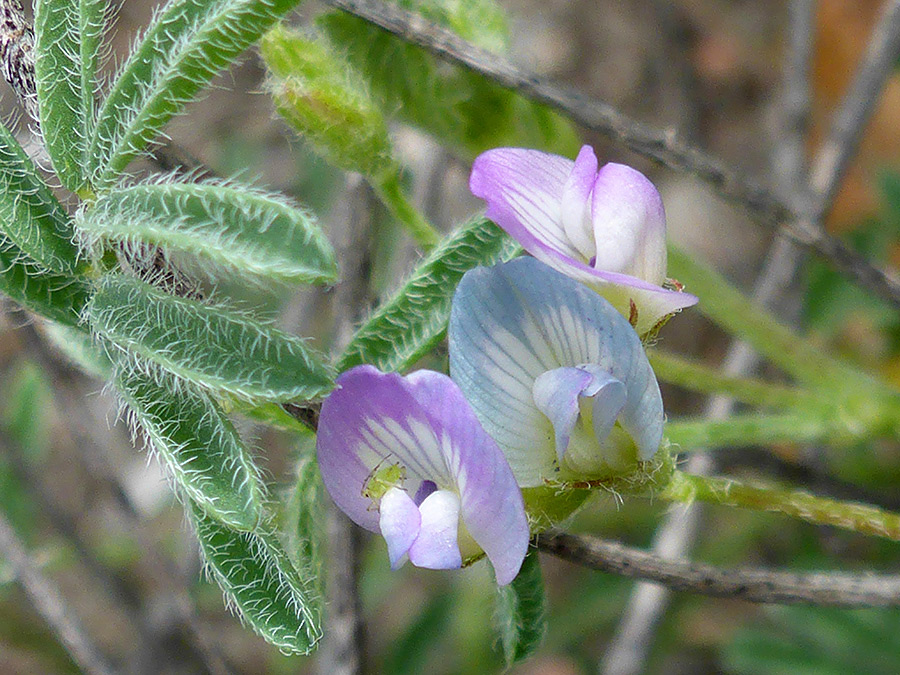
[449,257,664,487]
[470,145,697,334]
[316,366,529,585]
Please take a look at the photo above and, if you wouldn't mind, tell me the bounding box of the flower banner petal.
[450,258,665,486]
[403,370,529,586]
[470,148,582,261]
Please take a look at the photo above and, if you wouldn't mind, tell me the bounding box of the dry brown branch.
[538,531,900,607]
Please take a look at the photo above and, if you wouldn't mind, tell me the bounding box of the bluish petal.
[561,145,598,261]
[590,163,668,285]
[403,370,529,585]
[379,487,420,569]
[316,366,452,532]
[450,258,666,480]
[407,490,462,570]
[532,367,594,461]
[575,364,628,448]
[470,148,583,261]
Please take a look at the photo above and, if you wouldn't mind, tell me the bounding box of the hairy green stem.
[665,413,842,450]
[648,349,817,410]
[661,471,900,542]
[668,245,852,388]
[373,171,440,249]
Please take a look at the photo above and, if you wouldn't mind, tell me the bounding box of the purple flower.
[316,365,529,585]
[470,145,697,334]
[449,258,664,488]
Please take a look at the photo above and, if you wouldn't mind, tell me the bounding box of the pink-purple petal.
[379,488,421,569]
[590,163,668,285]
[316,366,450,533]
[560,146,598,261]
[403,370,530,585]
[407,490,462,570]
[470,147,582,260]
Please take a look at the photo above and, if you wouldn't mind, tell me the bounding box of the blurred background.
[1,0,899,673]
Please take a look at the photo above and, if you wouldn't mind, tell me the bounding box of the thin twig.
[537,531,900,608]
[321,0,900,308]
[0,509,118,675]
[315,175,376,675]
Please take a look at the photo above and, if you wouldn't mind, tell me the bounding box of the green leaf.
[34,0,107,191]
[190,503,322,654]
[0,122,81,274]
[41,322,112,379]
[0,238,90,326]
[283,452,325,601]
[116,357,266,531]
[495,546,546,666]
[89,0,301,186]
[337,217,519,373]
[318,12,580,159]
[86,274,335,402]
[77,179,337,285]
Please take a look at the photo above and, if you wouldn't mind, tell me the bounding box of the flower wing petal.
[407,490,462,570]
[561,145,599,260]
[379,487,421,569]
[532,367,595,462]
[590,163,668,285]
[470,147,583,261]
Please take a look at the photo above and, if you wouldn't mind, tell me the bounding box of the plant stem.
[373,171,440,249]
[648,349,817,410]
[661,471,900,542]
[665,412,839,450]
[667,245,851,388]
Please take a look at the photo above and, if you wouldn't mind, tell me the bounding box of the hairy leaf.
[42,322,112,379]
[34,0,107,191]
[0,237,90,326]
[190,503,322,654]
[86,274,335,402]
[116,357,266,531]
[77,179,337,285]
[89,0,301,186]
[283,451,325,601]
[0,122,81,274]
[337,217,519,373]
[495,546,546,665]
[318,12,580,159]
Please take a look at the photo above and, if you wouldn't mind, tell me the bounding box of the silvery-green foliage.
[338,217,520,373]
[33,0,107,192]
[42,322,112,379]
[284,451,326,602]
[0,121,81,274]
[190,503,322,654]
[0,236,89,326]
[89,0,301,187]
[495,547,546,666]
[86,274,335,403]
[76,177,337,285]
[116,356,266,532]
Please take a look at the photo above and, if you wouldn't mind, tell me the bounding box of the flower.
[449,257,664,488]
[469,145,697,334]
[316,365,529,585]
